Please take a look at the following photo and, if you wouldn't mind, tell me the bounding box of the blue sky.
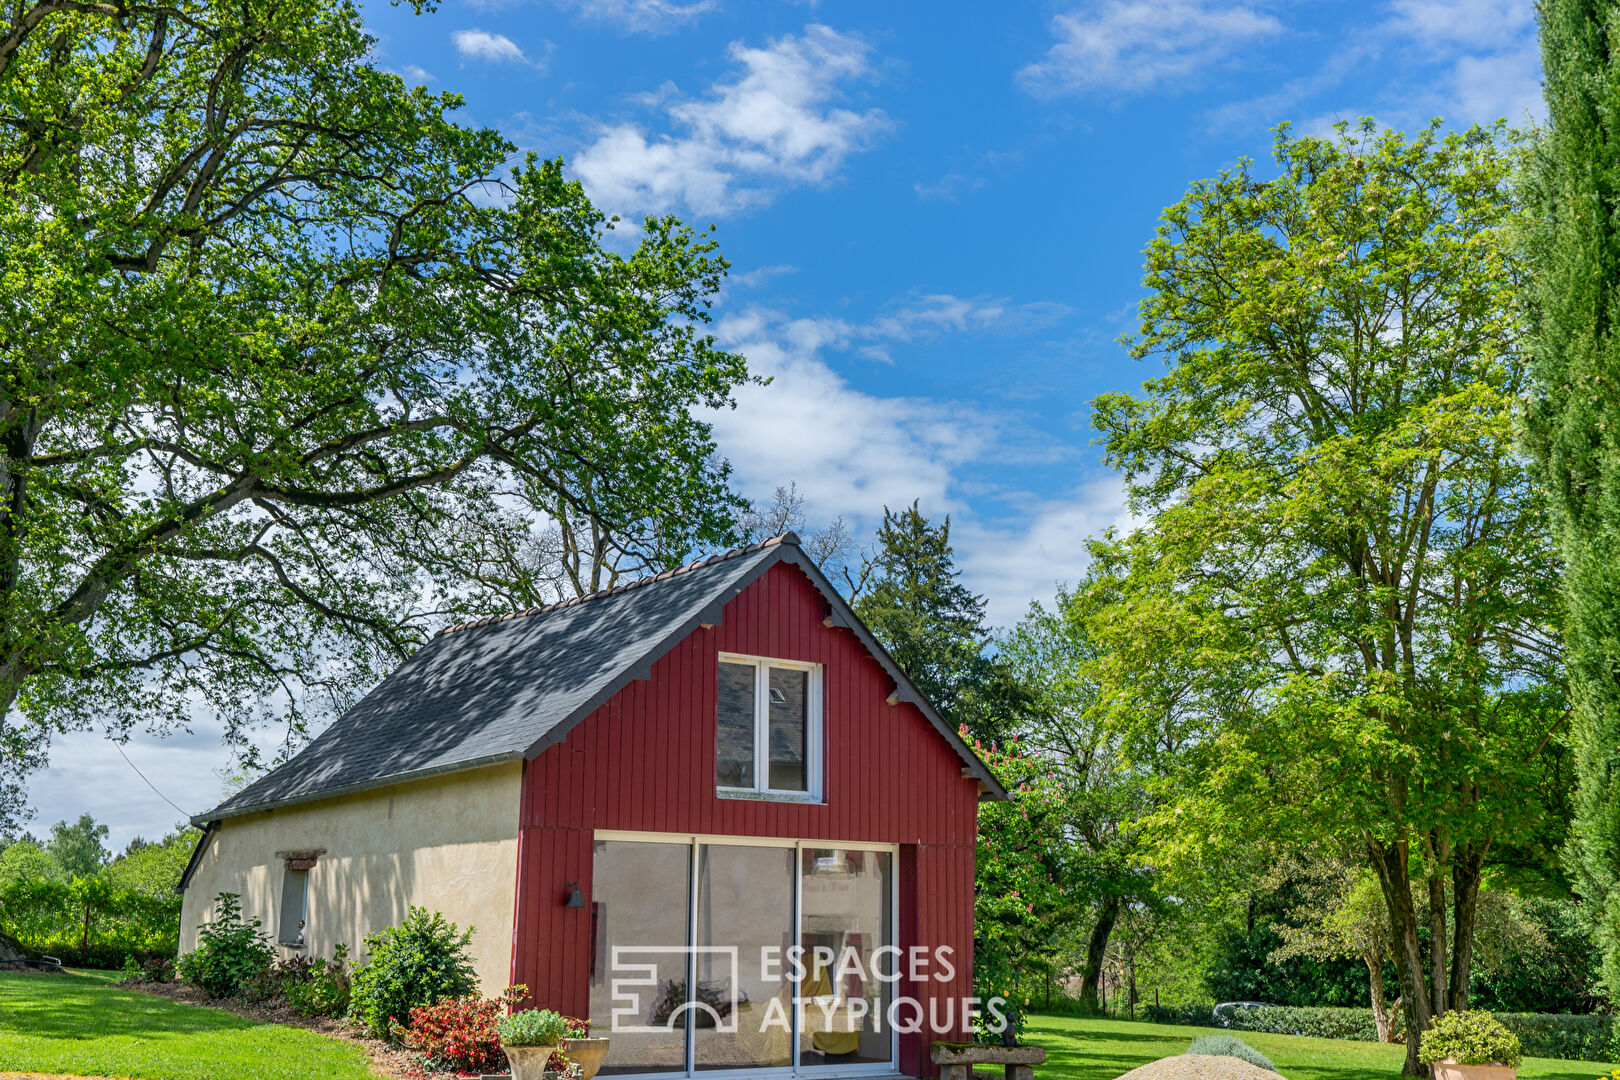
[37,0,1544,846]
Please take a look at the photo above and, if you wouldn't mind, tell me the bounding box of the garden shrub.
[119,954,175,983]
[1145,1002,1608,1063]
[285,945,352,1018]
[1223,1004,1383,1042]
[1187,1034,1275,1071]
[175,892,273,999]
[1419,1010,1523,1068]
[497,1006,572,1046]
[350,907,479,1040]
[1496,1012,1613,1061]
[402,987,526,1073]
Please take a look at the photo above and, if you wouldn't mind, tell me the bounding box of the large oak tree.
[0,0,751,829]
[1089,122,1569,1075]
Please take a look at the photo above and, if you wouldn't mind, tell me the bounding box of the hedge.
[1141,1003,1616,1062]
[0,875,179,967]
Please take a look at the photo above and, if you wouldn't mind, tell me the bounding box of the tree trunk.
[1077,894,1121,1015]
[80,900,90,965]
[1368,837,1432,1076]
[1366,951,1393,1043]
[1427,862,1448,1018]
[1449,844,1488,1012]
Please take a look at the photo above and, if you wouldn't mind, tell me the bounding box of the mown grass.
[1027,1012,1620,1080]
[0,968,377,1080]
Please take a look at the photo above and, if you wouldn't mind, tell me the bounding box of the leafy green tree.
[106,827,200,897]
[1000,583,1156,1014]
[851,503,1029,739]
[0,0,751,831]
[0,839,60,885]
[972,735,1072,1038]
[46,814,109,879]
[1523,0,1620,992]
[1089,121,1565,1074]
[1265,851,1397,1039]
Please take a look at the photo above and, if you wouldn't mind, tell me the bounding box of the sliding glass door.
[588,835,896,1078]
[589,841,692,1075]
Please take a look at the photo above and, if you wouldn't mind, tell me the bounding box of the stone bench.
[930,1041,1046,1080]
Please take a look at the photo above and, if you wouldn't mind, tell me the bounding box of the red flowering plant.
[401,985,527,1075]
[550,1016,593,1073]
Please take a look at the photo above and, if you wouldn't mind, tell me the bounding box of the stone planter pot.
[1430,1061,1517,1080]
[502,1043,559,1080]
[565,1036,611,1080]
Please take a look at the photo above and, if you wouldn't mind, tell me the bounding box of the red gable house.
[180,533,1006,1079]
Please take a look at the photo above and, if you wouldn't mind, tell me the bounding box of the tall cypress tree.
[1527,0,1620,988]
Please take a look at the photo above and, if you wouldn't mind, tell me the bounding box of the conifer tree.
[851,503,1027,738]
[1526,0,1620,988]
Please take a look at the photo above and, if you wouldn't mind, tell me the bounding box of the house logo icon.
[610,946,743,1034]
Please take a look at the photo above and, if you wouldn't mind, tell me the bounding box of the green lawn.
[0,969,378,1080]
[2,975,1615,1080]
[1027,1013,1620,1080]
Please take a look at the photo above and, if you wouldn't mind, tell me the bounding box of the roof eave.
[192,751,527,826]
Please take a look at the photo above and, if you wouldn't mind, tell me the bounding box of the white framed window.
[716,654,822,800]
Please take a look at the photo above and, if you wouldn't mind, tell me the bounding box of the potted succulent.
[497,1007,572,1080]
[561,1016,610,1080]
[1418,1009,1523,1080]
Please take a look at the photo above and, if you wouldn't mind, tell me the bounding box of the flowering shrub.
[402,986,527,1074]
[971,732,1070,1037]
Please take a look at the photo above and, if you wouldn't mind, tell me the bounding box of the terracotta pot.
[1430,1060,1517,1080]
[565,1036,611,1080]
[503,1043,559,1080]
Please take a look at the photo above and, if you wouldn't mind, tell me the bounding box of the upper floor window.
[716,654,821,799]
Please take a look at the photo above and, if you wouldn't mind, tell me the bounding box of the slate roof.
[196,533,1006,825]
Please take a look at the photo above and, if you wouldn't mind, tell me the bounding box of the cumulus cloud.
[452,29,539,67]
[555,0,716,33]
[707,295,1075,523]
[708,314,984,524]
[573,24,890,217]
[1019,0,1284,97]
[400,64,436,83]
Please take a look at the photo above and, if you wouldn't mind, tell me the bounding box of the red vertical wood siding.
[513,561,981,1077]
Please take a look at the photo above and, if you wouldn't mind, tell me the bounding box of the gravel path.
[1116,1053,1288,1080]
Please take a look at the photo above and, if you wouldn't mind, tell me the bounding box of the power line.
[116,744,191,821]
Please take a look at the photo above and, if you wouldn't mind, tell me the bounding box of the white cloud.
[401,64,436,83]
[1448,40,1541,125]
[25,727,282,851]
[708,307,1000,524]
[915,170,987,202]
[1019,1,1284,97]
[1388,0,1534,50]
[452,29,539,67]
[573,25,890,217]
[708,295,1075,524]
[555,0,716,33]
[956,478,1134,627]
[730,264,797,290]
